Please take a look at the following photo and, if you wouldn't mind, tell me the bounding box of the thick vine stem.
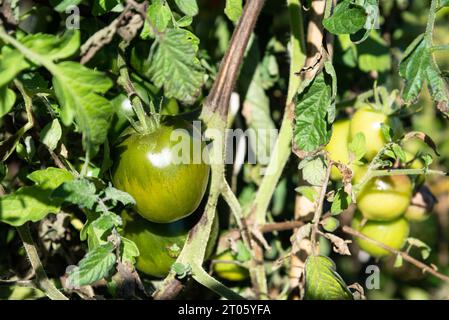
[342,226,449,284]
[17,224,68,300]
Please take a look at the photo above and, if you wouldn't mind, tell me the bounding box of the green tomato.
[352,212,409,257]
[349,106,388,160]
[112,117,210,223]
[356,175,412,221]
[213,251,250,282]
[121,210,218,278]
[325,120,351,180]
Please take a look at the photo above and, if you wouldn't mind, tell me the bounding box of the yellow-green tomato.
[405,205,429,222]
[213,251,249,282]
[356,175,412,221]
[325,120,351,180]
[121,211,218,278]
[352,212,409,257]
[350,106,388,160]
[112,117,210,223]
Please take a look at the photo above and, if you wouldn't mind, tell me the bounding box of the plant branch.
[425,0,438,43]
[342,225,449,284]
[310,159,332,253]
[17,224,68,300]
[202,0,266,119]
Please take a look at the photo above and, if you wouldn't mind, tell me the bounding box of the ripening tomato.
[325,120,351,180]
[352,212,409,257]
[213,251,250,282]
[121,210,218,278]
[112,117,210,223]
[356,174,412,221]
[349,106,388,160]
[405,151,425,186]
[404,205,429,222]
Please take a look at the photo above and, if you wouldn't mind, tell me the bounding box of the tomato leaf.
[120,237,140,264]
[331,188,352,215]
[104,186,136,207]
[174,0,198,16]
[304,255,353,300]
[0,86,16,118]
[299,156,328,186]
[52,61,114,155]
[40,119,62,151]
[0,47,27,88]
[147,28,205,105]
[323,0,366,35]
[0,168,74,226]
[67,243,116,288]
[141,1,172,38]
[51,179,98,210]
[399,35,449,114]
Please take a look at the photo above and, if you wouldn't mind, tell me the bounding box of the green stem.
[117,43,150,132]
[425,0,438,43]
[431,44,449,52]
[17,224,68,300]
[354,168,446,193]
[0,27,57,72]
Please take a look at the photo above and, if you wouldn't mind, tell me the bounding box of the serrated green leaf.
[0,47,27,88]
[0,86,16,118]
[358,31,391,72]
[174,0,198,16]
[52,61,114,155]
[348,132,366,162]
[147,28,205,105]
[0,168,73,226]
[120,237,140,264]
[142,1,172,38]
[20,31,80,62]
[400,35,449,112]
[235,241,251,263]
[295,186,318,202]
[92,0,123,15]
[304,255,353,300]
[294,72,332,152]
[392,143,406,163]
[299,156,328,186]
[104,186,136,207]
[323,0,366,35]
[331,189,351,215]
[68,243,116,287]
[40,119,62,151]
[225,0,243,23]
[51,179,98,209]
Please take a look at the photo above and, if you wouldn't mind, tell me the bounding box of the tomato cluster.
[326,106,428,258]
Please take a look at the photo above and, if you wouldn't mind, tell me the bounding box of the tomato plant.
[0,0,449,303]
